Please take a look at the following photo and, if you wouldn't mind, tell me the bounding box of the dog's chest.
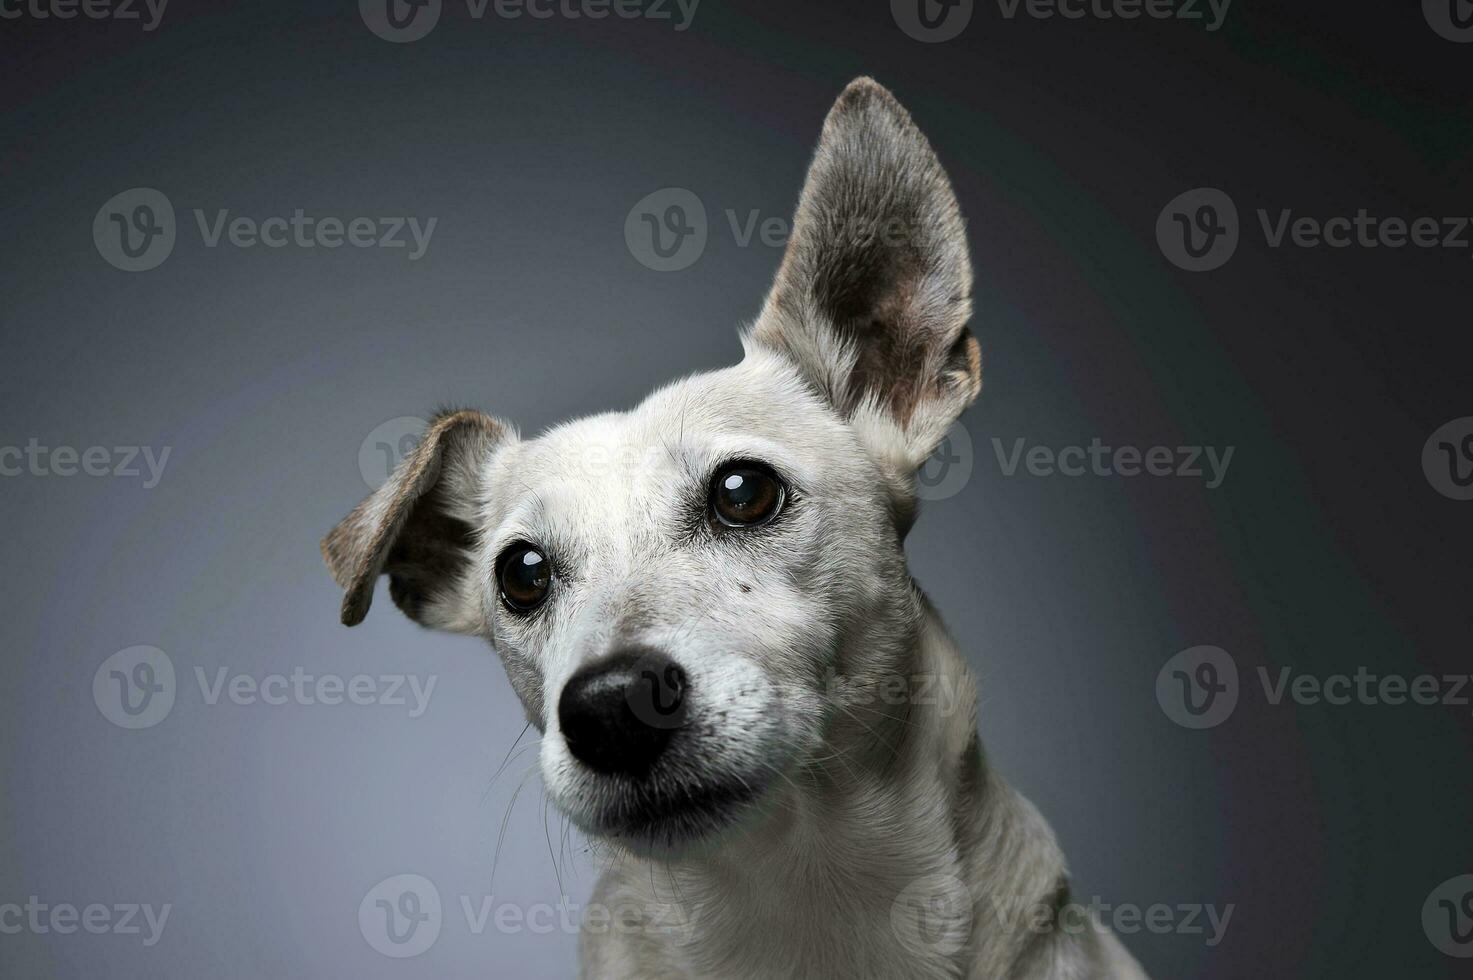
[589,780,969,979]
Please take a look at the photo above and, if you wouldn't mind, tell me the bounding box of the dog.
[323,77,1149,979]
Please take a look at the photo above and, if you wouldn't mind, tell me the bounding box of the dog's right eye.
[710,462,786,529]
[497,543,552,613]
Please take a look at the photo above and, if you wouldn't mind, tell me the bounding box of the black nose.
[558,649,688,778]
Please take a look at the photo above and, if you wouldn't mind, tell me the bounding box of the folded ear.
[751,77,980,473]
[322,409,508,631]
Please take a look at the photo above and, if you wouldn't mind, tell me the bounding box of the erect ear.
[322,409,508,631]
[751,77,980,473]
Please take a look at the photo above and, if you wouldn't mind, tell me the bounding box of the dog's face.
[323,78,980,852]
[487,358,905,848]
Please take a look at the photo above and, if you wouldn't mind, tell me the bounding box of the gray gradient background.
[3,1,1473,977]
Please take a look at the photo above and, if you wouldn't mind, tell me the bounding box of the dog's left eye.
[710,462,785,528]
[497,543,552,613]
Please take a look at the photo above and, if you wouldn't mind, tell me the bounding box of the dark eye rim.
[495,541,553,614]
[708,459,788,530]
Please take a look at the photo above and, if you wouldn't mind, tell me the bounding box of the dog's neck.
[588,603,1060,979]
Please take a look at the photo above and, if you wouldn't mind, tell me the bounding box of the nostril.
[558,649,689,778]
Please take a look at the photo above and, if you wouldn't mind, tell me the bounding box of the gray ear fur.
[751,77,980,470]
[322,409,506,630]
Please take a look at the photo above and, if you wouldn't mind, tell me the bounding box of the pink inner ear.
[751,78,974,436]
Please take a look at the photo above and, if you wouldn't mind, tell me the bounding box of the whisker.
[490,762,540,893]
[481,739,543,803]
[483,719,537,799]
[542,786,565,895]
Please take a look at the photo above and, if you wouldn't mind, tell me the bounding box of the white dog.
[324,77,1150,980]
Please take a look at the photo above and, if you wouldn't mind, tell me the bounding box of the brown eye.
[710,463,785,528]
[498,544,551,613]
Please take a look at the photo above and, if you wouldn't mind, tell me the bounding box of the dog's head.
[323,78,979,853]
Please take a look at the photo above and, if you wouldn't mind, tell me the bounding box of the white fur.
[324,77,1149,980]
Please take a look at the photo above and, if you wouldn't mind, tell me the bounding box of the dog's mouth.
[551,763,773,856]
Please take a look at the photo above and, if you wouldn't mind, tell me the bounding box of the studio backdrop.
[2,1,1471,977]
